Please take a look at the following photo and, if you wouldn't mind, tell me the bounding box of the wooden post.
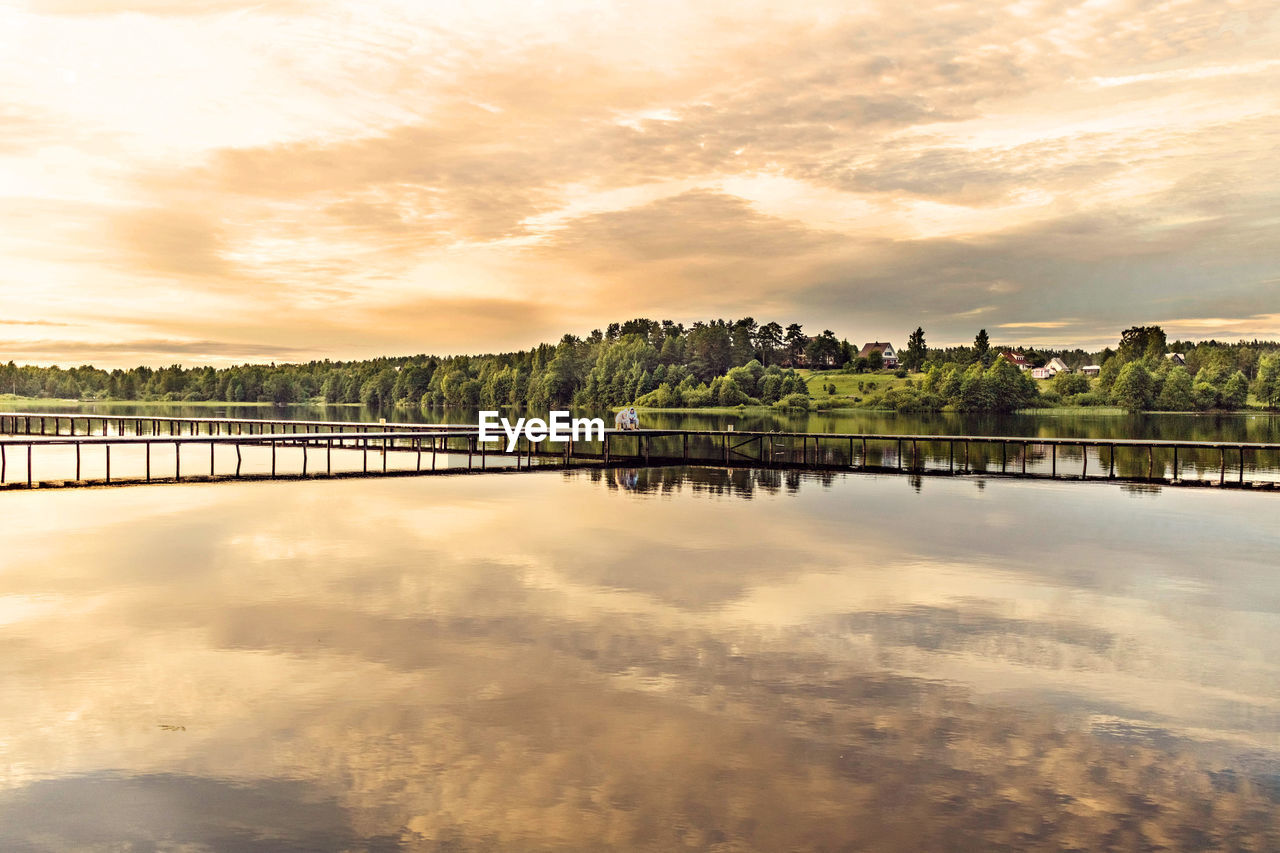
[1021,443,1027,475]
[1052,444,1056,477]
[302,442,307,476]
[1240,447,1245,485]
[1001,442,1006,473]
[383,436,388,472]
[1,444,5,483]
[1172,446,1178,480]
[683,433,689,461]
[416,438,422,471]
[175,442,181,481]
[964,441,969,473]
[271,441,276,478]
[104,444,110,484]
[327,440,332,475]
[75,443,81,480]
[432,436,437,471]
[1109,445,1115,478]
[146,443,151,482]
[862,437,867,468]
[468,437,474,470]
[912,440,918,471]
[211,441,215,477]
[1220,448,1226,485]
[1081,444,1087,479]
[363,439,368,473]
[235,444,242,477]
[604,434,610,465]
[1148,446,1154,479]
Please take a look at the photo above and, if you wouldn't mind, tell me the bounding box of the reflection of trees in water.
[599,466,845,497]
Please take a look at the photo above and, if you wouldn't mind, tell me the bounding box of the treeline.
[862,326,1280,412]
[1087,327,1280,412]
[0,318,823,410]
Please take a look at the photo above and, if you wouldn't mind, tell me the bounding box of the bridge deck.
[1,412,1277,491]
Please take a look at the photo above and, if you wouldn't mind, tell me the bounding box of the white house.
[1081,365,1101,377]
[1046,357,1069,374]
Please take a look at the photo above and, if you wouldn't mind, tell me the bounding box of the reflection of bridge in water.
[2,412,1279,491]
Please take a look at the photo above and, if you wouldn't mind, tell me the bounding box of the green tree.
[1255,352,1280,408]
[973,329,990,365]
[754,322,784,365]
[1117,325,1167,362]
[1192,382,1219,411]
[1156,366,1193,410]
[903,327,927,372]
[1221,371,1249,409]
[1111,362,1155,412]
[1052,371,1090,397]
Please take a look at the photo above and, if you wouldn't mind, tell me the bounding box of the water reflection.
[1,471,1277,850]
[595,465,841,497]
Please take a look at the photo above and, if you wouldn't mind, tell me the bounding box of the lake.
[7,402,1280,483]
[1,467,1277,850]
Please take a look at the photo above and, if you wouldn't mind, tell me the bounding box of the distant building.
[1166,353,1186,366]
[1001,351,1029,371]
[1032,357,1070,380]
[1081,365,1101,377]
[858,342,898,368]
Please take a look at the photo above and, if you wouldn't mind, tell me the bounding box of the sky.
[1,0,1278,368]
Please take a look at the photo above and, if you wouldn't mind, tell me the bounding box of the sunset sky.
[1,0,1278,367]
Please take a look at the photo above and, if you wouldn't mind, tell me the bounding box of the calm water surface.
[1,470,1278,850]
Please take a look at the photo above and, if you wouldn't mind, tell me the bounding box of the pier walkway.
[2,413,1278,491]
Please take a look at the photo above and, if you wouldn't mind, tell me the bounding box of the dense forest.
[4,320,1280,413]
[1,319,823,410]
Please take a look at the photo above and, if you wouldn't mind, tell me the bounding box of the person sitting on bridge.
[614,407,639,431]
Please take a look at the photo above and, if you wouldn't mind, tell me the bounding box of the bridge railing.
[2,423,1278,490]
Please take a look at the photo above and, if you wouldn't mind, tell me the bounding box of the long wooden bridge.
[1,412,1278,491]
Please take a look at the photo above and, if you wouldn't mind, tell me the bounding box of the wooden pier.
[1,413,1278,491]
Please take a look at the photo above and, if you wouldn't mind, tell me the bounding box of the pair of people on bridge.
[614,407,639,431]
